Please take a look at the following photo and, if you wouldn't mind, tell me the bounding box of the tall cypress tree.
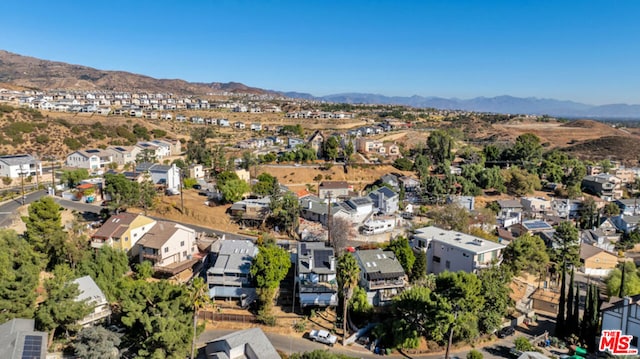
[571,284,581,335]
[581,283,592,342]
[556,264,567,338]
[567,269,575,332]
[586,285,601,351]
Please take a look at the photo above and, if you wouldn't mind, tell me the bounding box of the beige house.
[136,221,198,270]
[91,212,157,253]
[531,288,560,315]
[579,243,619,276]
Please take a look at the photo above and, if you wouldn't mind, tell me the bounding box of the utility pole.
[19,164,27,205]
[327,191,332,246]
[180,168,185,213]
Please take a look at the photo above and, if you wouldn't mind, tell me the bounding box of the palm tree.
[188,277,212,359]
[337,252,360,345]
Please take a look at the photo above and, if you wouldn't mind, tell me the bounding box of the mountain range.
[1,50,639,119]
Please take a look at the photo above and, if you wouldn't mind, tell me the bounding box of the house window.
[125,237,129,242]
[180,241,185,247]
[183,251,187,257]
[478,253,485,262]
[433,256,441,263]
[445,260,450,269]
[164,247,168,253]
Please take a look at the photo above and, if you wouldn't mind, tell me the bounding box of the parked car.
[497,326,516,338]
[307,329,337,346]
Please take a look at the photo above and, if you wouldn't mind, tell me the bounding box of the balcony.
[90,238,112,249]
[368,278,405,290]
[142,252,161,261]
[207,275,248,287]
[77,307,112,326]
[299,280,338,293]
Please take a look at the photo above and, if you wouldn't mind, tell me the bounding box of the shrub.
[467,349,483,359]
[2,177,12,186]
[63,137,82,151]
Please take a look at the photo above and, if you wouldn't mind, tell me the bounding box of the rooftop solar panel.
[22,335,42,359]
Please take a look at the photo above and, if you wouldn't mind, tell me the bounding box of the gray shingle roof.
[208,240,258,275]
[0,154,37,166]
[205,328,280,359]
[355,249,405,280]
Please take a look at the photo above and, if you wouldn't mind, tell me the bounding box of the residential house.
[151,139,181,156]
[412,226,506,274]
[368,187,400,214]
[446,195,475,211]
[509,220,554,237]
[229,197,271,227]
[615,199,640,216]
[579,243,618,276]
[551,198,582,219]
[66,149,113,170]
[189,164,205,179]
[521,197,552,219]
[341,197,375,224]
[0,154,42,178]
[287,137,305,149]
[136,163,180,191]
[399,175,420,192]
[135,141,168,161]
[136,221,198,272]
[205,328,280,359]
[379,173,400,191]
[612,167,637,184]
[497,199,523,227]
[91,212,157,253]
[612,215,640,234]
[73,275,111,327]
[234,121,246,129]
[581,228,619,253]
[307,130,324,158]
[300,197,330,225]
[582,174,623,201]
[318,181,351,200]
[296,242,338,308]
[531,288,560,315]
[106,145,140,166]
[250,123,262,131]
[601,295,640,353]
[355,249,407,306]
[0,319,48,359]
[207,240,258,305]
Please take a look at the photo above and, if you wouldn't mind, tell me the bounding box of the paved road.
[0,190,48,228]
[195,325,547,359]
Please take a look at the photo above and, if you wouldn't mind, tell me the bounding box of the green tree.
[134,261,154,280]
[427,130,454,169]
[606,261,640,298]
[579,197,598,229]
[507,133,543,171]
[324,136,339,161]
[414,154,431,179]
[502,233,550,279]
[602,202,621,217]
[393,157,414,171]
[478,167,506,193]
[503,167,541,196]
[349,286,373,317]
[73,326,121,359]
[60,169,90,188]
[36,265,92,347]
[0,229,40,322]
[467,349,483,359]
[344,139,354,164]
[483,145,502,164]
[552,221,580,268]
[566,269,576,335]
[76,246,130,301]
[429,203,470,232]
[410,250,427,282]
[514,336,534,352]
[478,266,512,334]
[269,191,300,237]
[387,236,415,277]
[556,265,567,338]
[250,244,291,324]
[104,173,138,210]
[120,279,193,358]
[218,178,250,203]
[337,252,360,344]
[188,277,212,359]
[253,172,278,197]
[435,271,485,342]
[22,197,68,269]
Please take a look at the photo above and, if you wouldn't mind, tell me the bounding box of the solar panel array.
[21,335,42,359]
[313,250,332,269]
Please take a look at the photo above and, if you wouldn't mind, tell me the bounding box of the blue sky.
[1,1,638,105]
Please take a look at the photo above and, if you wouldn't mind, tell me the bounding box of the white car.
[308,329,337,346]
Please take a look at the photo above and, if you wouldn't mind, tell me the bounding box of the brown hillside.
[562,136,640,164]
[0,50,271,95]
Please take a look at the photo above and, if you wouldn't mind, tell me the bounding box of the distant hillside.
[0,50,271,95]
[562,135,640,162]
[286,93,640,119]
